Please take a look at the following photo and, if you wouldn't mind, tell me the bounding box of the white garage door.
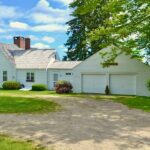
[110,75,136,95]
[82,74,106,93]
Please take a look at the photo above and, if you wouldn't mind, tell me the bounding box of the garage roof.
[48,61,82,69]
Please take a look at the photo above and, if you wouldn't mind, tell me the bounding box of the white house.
[0,36,150,96]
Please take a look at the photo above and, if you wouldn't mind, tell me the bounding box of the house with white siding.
[0,36,150,96]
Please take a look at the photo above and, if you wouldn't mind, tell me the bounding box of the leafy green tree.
[65,0,88,61]
[65,0,150,65]
[65,0,109,61]
[78,0,150,65]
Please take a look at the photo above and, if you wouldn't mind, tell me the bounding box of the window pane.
[53,74,58,82]
[31,73,34,81]
[26,73,30,80]
[66,73,72,75]
[3,71,7,81]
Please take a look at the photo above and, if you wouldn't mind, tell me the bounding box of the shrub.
[32,84,47,91]
[55,80,73,94]
[105,85,110,95]
[147,80,150,91]
[2,81,21,90]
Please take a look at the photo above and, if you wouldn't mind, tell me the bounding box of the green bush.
[32,84,47,91]
[2,81,21,90]
[105,85,110,95]
[55,80,73,94]
[147,80,150,91]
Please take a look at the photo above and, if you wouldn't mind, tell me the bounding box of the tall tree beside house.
[65,0,109,61]
[65,0,87,61]
[78,0,150,65]
[65,0,150,65]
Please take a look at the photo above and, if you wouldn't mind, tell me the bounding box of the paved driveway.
[0,97,149,150]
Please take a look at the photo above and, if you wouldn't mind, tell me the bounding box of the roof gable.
[13,49,55,69]
[48,61,82,69]
[0,43,56,69]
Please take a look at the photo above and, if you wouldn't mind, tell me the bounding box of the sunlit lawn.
[0,90,149,112]
[0,135,45,150]
[0,96,60,114]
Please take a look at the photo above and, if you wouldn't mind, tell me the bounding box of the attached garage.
[82,74,106,93]
[110,74,136,95]
[73,47,150,96]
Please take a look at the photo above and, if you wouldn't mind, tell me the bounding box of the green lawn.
[0,135,45,150]
[0,90,149,112]
[0,96,60,113]
[113,96,150,112]
[84,94,150,112]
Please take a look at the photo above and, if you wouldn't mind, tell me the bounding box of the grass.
[0,90,149,112]
[114,96,150,112]
[0,135,45,150]
[0,96,60,113]
[77,94,150,112]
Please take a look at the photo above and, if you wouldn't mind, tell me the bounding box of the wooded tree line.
[64,0,150,66]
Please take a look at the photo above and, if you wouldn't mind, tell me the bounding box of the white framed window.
[3,71,7,81]
[26,72,35,82]
[66,73,72,75]
[53,73,58,87]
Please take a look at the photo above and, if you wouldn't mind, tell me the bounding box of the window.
[3,71,7,81]
[66,73,72,75]
[26,72,34,82]
[53,73,58,87]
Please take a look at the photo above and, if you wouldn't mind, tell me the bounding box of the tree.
[65,0,110,61]
[78,0,150,66]
[66,0,150,65]
[65,0,88,61]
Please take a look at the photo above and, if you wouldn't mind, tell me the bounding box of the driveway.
[0,97,149,150]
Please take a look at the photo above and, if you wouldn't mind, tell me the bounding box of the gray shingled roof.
[0,43,55,69]
[0,43,82,69]
[12,49,55,69]
[0,43,22,64]
[48,61,82,69]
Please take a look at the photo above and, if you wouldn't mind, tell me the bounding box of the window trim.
[66,73,72,76]
[26,72,35,82]
[53,73,58,87]
[3,71,7,82]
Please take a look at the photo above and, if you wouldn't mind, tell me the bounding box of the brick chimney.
[25,38,30,50]
[14,36,25,49]
[14,36,31,50]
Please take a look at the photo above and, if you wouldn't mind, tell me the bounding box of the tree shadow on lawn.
[0,99,149,149]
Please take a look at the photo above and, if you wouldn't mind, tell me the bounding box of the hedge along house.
[0,36,150,96]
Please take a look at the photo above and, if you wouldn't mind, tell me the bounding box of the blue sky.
[0,0,73,59]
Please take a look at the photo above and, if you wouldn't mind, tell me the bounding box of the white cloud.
[32,43,50,49]
[9,21,29,30]
[4,35,13,40]
[30,12,68,24]
[32,24,67,32]
[9,21,67,32]
[58,45,67,52]
[0,4,20,19]
[28,35,55,44]
[0,28,5,33]
[42,36,55,43]
[35,0,50,11]
[54,0,73,5]
[28,35,39,41]
[29,0,71,24]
